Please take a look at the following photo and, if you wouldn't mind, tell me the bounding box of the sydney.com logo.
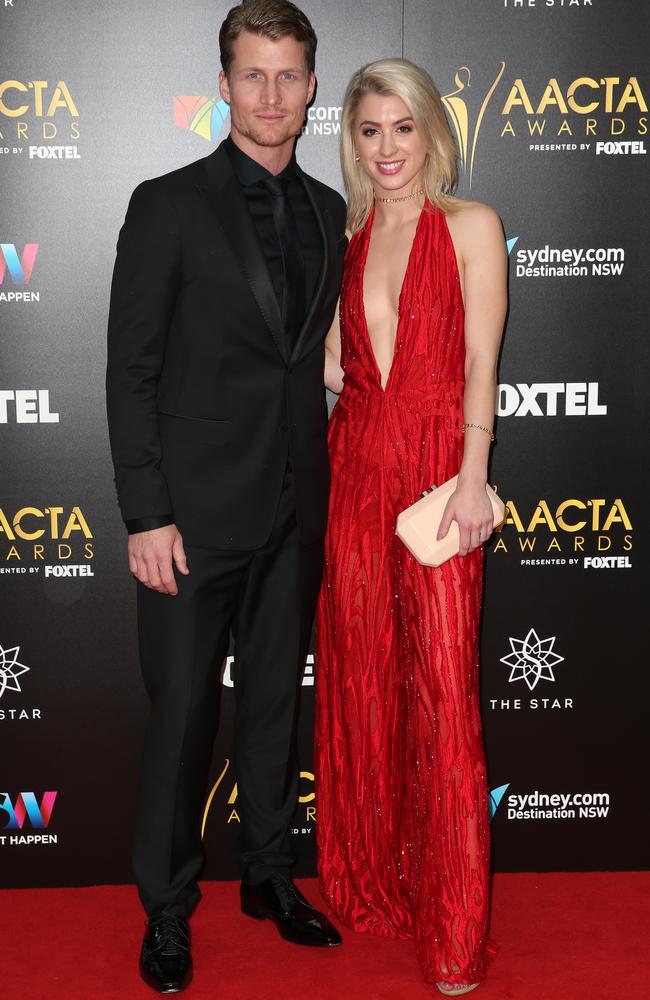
[489,783,610,821]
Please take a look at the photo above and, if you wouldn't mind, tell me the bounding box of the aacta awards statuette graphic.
[443,63,506,186]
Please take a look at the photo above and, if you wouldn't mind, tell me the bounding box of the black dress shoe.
[139,912,193,993]
[241,873,342,947]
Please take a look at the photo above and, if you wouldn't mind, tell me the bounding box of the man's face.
[219,30,315,155]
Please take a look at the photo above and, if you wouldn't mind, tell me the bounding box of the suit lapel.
[196,144,287,362]
[290,171,334,364]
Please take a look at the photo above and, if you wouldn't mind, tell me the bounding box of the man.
[106,1,347,992]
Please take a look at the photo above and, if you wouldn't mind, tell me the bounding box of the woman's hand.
[437,481,494,556]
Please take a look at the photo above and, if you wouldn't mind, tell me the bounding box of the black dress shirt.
[125,135,323,535]
[223,134,322,314]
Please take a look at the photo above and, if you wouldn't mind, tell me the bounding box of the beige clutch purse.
[395,475,506,567]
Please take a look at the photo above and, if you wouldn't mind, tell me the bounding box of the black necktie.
[264,175,306,353]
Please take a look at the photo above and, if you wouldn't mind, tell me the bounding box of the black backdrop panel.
[404,0,649,870]
[1,0,647,887]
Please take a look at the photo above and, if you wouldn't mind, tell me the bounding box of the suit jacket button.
[279,423,288,433]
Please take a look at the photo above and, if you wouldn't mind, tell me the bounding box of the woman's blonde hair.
[340,58,458,233]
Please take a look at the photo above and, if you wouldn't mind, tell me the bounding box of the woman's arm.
[324,299,344,394]
[438,202,507,556]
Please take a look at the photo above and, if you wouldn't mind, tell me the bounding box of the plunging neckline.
[360,202,429,392]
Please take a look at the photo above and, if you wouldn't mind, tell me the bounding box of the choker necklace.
[374,189,424,204]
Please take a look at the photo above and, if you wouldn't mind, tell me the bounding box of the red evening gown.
[315,203,491,987]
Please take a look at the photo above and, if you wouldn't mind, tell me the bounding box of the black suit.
[106,140,346,917]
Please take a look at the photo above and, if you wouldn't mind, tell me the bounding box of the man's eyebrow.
[238,65,307,73]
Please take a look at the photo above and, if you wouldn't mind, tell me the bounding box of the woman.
[315,59,507,995]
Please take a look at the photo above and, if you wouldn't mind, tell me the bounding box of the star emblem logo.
[0,644,30,699]
[500,629,564,691]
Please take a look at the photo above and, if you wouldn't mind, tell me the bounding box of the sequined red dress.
[315,203,491,986]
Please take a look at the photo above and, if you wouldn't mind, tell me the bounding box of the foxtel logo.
[222,653,314,688]
[0,390,59,423]
[497,382,606,417]
[596,140,646,155]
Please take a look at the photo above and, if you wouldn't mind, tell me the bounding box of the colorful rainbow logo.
[173,96,230,142]
[0,791,58,830]
[0,243,39,284]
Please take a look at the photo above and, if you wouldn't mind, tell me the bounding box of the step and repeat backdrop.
[1,0,648,887]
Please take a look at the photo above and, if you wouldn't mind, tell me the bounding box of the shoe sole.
[241,904,342,947]
[139,967,193,993]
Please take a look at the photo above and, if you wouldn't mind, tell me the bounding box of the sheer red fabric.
[315,204,491,986]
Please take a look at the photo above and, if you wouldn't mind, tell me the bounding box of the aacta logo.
[0,81,80,144]
[443,65,647,183]
[201,760,315,834]
[493,497,633,556]
[0,506,94,566]
[0,243,38,284]
[0,506,91,541]
[0,791,57,830]
[0,81,78,118]
[173,96,230,142]
[500,75,647,137]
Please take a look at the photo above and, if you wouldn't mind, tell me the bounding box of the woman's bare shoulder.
[444,197,504,255]
[445,196,501,228]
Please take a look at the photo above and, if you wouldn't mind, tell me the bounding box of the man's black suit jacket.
[106,141,347,550]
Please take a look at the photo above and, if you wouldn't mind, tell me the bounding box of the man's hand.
[128,524,189,595]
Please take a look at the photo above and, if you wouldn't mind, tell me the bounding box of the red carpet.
[5,873,649,1000]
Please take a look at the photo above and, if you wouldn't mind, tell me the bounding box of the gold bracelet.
[461,422,495,442]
